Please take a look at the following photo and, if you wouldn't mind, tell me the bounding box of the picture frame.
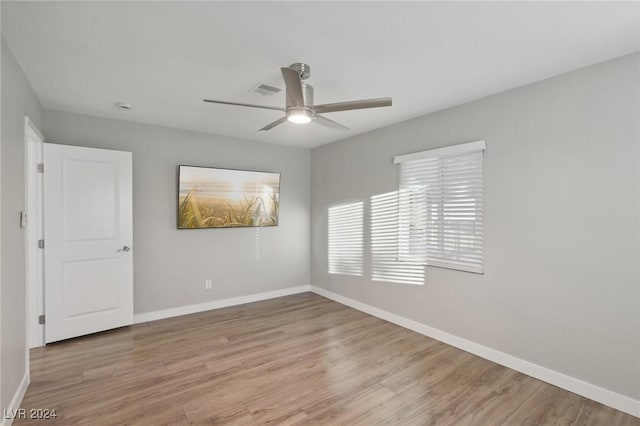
[177,165,280,229]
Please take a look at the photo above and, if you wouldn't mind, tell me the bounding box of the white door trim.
[24,116,45,348]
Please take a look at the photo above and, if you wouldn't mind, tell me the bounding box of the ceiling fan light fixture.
[286,109,312,124]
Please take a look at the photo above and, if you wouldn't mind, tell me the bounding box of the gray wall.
[1,37,44,411]
[44,110,310,314]
[311,53,639,399]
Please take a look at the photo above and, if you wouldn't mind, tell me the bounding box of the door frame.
[24,116,45,348]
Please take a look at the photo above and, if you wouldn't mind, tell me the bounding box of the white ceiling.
[2,1,638,148]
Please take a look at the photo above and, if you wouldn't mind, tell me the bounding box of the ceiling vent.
[253,84,281,96]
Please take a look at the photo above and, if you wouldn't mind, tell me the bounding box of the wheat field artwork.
[178,166,280,229]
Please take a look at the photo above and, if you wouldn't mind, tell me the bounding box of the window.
[328,201,364,276]
[394,140,485,273]
[371,191,424,285]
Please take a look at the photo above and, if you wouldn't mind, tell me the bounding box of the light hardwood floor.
[17,293,638,425]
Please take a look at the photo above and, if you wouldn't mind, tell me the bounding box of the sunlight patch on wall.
[371,191,424,285]
[328,201,364,276]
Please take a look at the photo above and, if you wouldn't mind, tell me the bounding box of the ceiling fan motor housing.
[302,83,314,106]
[286,83,314,123]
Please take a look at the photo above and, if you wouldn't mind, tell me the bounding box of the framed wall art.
[178,165,280,229]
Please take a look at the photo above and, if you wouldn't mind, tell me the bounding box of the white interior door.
[44,143,133,343]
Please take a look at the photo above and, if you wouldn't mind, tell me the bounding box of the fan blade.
[258,116,288,131]
[203,99,284,111]
[314,115,349,131]
[313,97,392,114]
[281,67,305,108]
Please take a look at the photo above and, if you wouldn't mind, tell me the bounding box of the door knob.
[117,245,131,252]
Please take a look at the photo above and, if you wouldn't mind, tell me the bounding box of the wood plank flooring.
[17,293,638,425]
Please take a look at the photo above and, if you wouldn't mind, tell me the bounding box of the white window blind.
[394,140,485,274]
[371,191,425,285]
[328,201,364,276]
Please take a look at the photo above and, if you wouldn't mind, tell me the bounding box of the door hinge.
[38,315,45,325]
[38,239,45,249]
[37,163,44,173]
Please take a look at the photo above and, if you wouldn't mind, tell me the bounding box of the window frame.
[394,140,485,274]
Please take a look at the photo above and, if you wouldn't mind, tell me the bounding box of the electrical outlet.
[205,279,213,290]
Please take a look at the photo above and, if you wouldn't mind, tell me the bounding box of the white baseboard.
[310,285,640,418]
[1,371,30,426]
[134,285,311,324]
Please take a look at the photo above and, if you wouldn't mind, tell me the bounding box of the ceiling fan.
[203,63,392,131]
